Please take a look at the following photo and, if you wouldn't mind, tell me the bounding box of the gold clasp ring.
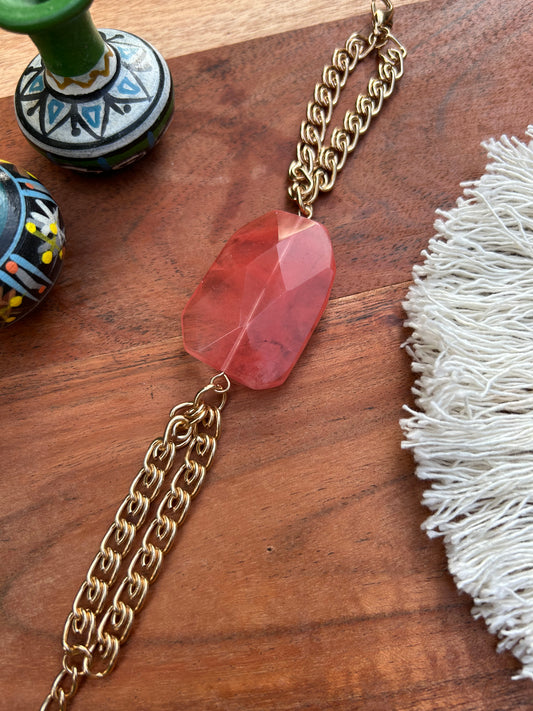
[371,0,394,28]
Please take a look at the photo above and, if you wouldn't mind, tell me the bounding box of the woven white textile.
[402,126,533,679]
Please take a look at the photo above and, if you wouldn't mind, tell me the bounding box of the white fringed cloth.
[402,126,533,679]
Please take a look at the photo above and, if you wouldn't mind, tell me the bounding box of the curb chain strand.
[41,374,230,710]
[288,6,406,218]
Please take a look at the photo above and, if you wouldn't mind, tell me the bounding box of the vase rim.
[0,0,93,34]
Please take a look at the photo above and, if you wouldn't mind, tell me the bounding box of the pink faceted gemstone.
[182,210,335,389]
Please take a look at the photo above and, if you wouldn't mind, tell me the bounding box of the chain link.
[41,373,230,710]
[288,0,406,217]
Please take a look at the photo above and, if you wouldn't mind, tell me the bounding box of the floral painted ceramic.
[0,160,65,326]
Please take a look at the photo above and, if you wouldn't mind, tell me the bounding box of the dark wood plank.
[1,0,533,708]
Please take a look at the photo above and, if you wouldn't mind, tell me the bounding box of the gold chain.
[40,2,406,707]
[288,0,406,218]
[41,373,230,711]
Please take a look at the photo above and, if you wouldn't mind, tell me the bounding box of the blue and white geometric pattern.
[14,30,173,169]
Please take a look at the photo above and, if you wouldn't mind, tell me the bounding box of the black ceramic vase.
[0,160,65,326]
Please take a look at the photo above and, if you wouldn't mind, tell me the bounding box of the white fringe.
[401,125,533,679]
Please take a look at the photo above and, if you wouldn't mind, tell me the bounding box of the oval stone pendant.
[182,210,335,389]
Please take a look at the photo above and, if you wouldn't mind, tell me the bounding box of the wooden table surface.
[1,1,532,709]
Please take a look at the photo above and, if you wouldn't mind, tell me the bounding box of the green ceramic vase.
[0,0,174,171]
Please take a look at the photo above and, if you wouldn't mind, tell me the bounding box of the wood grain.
[0,0,421,99]
[1,0,533,709]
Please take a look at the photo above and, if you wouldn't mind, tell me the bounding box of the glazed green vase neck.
[30,9,105,78]
[0,0,105,77]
